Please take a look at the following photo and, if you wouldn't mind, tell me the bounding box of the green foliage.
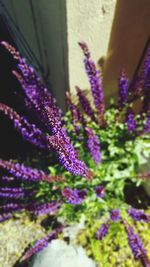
[76,210,150,267]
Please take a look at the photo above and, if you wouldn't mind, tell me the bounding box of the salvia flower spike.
[27,201,62,216]
[110,209,121,221]
[1,41,91,178]
[0,187,32,199]
[79,41,106,125]
[48,132,93,179]
[0,159,65,183]
[85,127,101,164]
[123,220,150,266]
[21,227,63,261]
[128,208,150,222]
[65,91,84,135]
[0,103,49,149]
[125,107,136,133]
[118,69,129,109]
[76,86,97,123]
[96,222,110,241]
[62,187,87,204]
[94,185,105,198]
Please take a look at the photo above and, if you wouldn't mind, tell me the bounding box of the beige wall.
[66,0,117,93]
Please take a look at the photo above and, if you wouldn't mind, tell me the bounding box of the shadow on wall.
[103,0,150,100]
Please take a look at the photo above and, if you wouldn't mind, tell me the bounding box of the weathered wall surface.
[66,0,117,93]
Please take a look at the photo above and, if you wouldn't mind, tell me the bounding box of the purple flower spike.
[94,185,105,198]
[27,201,62,216]
[0,159,65,183]
[1,41,62,134]
[0,103,49,149]
[128,208,150,222]
[0,187,32,199]
[79,41,105,125]
[125,108,136,133]
[76,86,97,123]
[144,115,150,133]
[65,91,85,135]
[0,213,13,223]
[110,209,121,221]
[48,132,93,179]
[62,187,87,204]
[21,227,63,261]
[96,223,109,240]
[85,127,101,164]
[0,203,25,214]
[118,69,129,109]
[123,221,150,265]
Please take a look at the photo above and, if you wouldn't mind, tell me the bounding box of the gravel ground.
[0,213,46,267]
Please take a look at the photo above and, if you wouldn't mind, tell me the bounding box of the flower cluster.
[76,86,97,123]
[79,41,105,125]
[96,222,110,240]
[65,91,85,135]
[62,187,87,204]
[0,41,91,178]
[118,69,129,109]
[110,209,121,221]
[125,108,136,133]
[0,103,49,149]
[128,208,150,222]
[94,185,105,198]
[27,201,62,216]
[123,221,150,265]
[85,127,101,164]
[21,227,63,261]
[0,41,149,266]
[0,159,64,183]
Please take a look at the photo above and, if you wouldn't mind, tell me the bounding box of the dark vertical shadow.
[34,0,69,111]
[103,0,150,100]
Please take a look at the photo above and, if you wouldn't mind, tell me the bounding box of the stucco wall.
[66,0,117,93]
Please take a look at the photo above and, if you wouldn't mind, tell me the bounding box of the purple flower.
[0,187,32,199]
[21,227,63,261]
[118,69,128,109]
[1,41,62,134]
[85,127,101,164]
[48,131,93,179]
[0,159,65,183]
[94,185,105,198]
[125,108,136,133]
[128,208,150,222]
[96,223,109,240]
[1,176,15,182]
[62,187,87,204]
[76,86,97,123]
[110,209,121,221]
[79,41,105,125]
[27,201,62,216]
[0,203,25,214]
[65,91,85,135]
[1,42,92,179]
[124,221,149,262]
[0,213,13,223]
[0,103,49,149]
[144,115,150,133]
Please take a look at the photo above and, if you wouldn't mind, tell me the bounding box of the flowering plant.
[0,41,150,267]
